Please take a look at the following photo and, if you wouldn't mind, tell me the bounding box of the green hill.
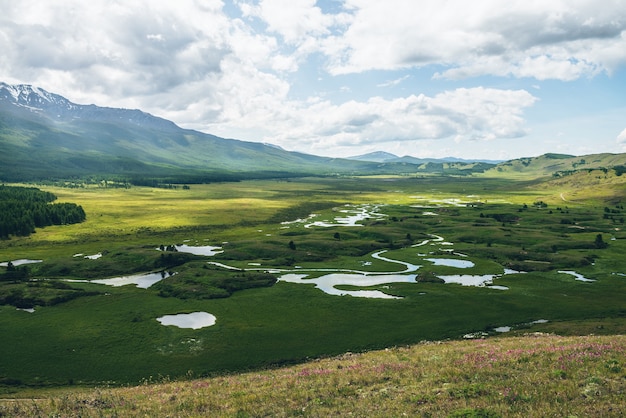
[480,153,626,204]
[0,99,371,181]
[2,333,624,417]
[487,152,626,180]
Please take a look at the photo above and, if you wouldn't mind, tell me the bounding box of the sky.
[1,0,626,160]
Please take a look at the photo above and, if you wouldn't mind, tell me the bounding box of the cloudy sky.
[1,0,626,160]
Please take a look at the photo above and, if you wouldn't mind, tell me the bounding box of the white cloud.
[0,0,623,159]
[241,0,333,43]
[237,0,352,73]
[0,0,232,106]
[377,75,410,88]
[617,128,626,144]
[231,87,537,155]
[326,0,626,80]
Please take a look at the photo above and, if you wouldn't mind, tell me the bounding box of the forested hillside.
[0,185,85,238]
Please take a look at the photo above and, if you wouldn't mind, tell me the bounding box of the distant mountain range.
[2,82,626,183]
[347,151,503,164]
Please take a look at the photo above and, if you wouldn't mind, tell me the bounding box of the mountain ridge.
[1,82,380,180]
[488,152,626,177]
[0,82,180,132]
[2,82,626,183]
[0,82,497,181]
[348,150,503,165]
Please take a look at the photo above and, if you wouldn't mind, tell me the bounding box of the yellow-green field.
[17,176,562,243]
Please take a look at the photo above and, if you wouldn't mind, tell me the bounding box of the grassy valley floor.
[1,333,624,417]
[1,175,626,413]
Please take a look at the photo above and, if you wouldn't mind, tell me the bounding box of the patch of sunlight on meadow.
[25,185,290,242]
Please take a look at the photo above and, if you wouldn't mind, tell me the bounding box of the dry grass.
[2,334,624,417]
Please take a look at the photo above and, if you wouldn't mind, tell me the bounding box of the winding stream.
[208,233,517,298]
[8,205,604,303]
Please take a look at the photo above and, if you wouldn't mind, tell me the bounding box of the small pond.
[494,326,511,333]
[0,259,43,267]
[558,270,595,282]
[156,312,216,329]
[83,253,103,260]
[174,244,223,256]
[74,253,102,259]
[426,258,475,268]
[438,274,501,287]
[435,268,524,289]
[492,318,550,334]
[88,271,175,288]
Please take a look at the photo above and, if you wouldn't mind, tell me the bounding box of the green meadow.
[1,175,625,392]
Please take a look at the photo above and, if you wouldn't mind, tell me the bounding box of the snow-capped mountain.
[0,82,179,132]
[0,82,77,111]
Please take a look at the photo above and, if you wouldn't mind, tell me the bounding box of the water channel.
[4,203,609,330]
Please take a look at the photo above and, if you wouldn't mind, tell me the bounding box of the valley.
[1,83,626,415]
[1,175,625,392]
[3,0,625,411]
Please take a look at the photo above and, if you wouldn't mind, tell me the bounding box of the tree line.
[0,185,86,238]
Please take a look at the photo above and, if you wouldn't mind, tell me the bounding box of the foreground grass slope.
[1,333,624,417]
